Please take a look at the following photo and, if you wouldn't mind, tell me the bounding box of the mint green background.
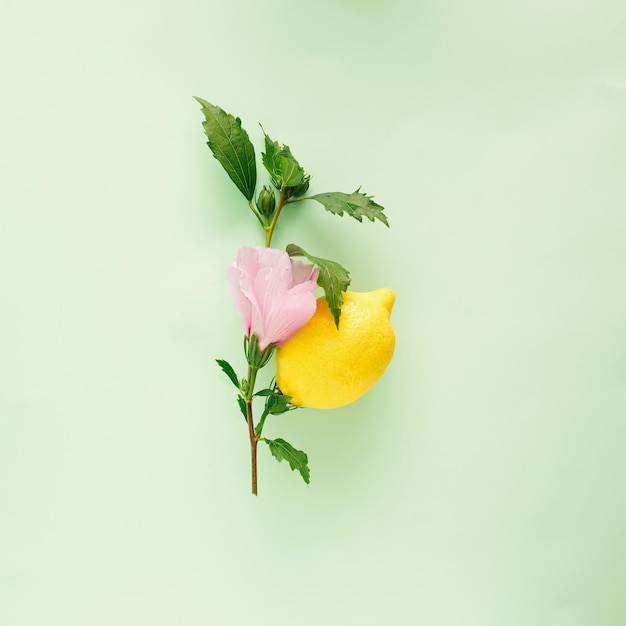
[2,1,625,624]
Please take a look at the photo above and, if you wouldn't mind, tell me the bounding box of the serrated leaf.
[261,131,305,189]
[216,359,240,388]
[265,438,310,484]
[286,244,351,328]
[266,392,294,416]
[195,97,256,201]
[254,390,295,438]
[237,396,247,421]
[310,189,389,226]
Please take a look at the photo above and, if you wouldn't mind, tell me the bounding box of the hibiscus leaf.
[261,130,305,189]
[254,391,296,438]
[264,438,310,484]
[195,97,257,201]
[286,244,351,328]
[237,396,247,422]
[310,189,389,226]
[266,392,295,416]
[216,359,240,388]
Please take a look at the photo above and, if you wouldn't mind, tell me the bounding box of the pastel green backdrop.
[2,1,625,624]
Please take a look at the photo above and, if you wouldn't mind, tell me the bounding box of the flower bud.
[256,186,276,216]
[289,175,310,198]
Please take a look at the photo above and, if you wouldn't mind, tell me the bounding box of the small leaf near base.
[216,359,240,388]
[264,438,310,484]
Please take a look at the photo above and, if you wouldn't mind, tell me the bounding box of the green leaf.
[255,386,297,437]
[216,359,240,388]
[266,392,294,416]
[286,244,351,328]
[261,130,305,189]
[237,396,247,421]
[194,97,256,201]
[265,438,310,484]
[310,189,389,226]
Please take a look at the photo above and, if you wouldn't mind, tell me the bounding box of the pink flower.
[226,246,319,351]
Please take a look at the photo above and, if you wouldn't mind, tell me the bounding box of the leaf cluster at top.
[199,101,393,491]
[194,98,389,228]
[261,130,306,190]
[194,97,256,201]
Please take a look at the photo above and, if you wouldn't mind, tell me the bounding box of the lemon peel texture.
[275,288,396,409]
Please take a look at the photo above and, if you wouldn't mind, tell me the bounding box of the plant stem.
[255,407,270,439]
[246,364,259,495]
[264,188,288,247]
[283,196,309,204]
[248,199,265,228]
[246,396,257,496]
[244,192,286,493]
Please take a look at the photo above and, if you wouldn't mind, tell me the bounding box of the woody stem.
[246,365,259,496]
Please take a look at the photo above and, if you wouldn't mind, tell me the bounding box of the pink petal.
[226,262,252,335]
[288,277,319,295]
[253,261,316,350]
[289,262,319,295]
[257,284,317,351]
[225,246,318,351]
[243,249,291,341]
[290,260,318,286]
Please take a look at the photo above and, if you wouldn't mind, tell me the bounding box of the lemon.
[275,288,396,409]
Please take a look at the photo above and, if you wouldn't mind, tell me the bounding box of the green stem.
[264,188,288,247]
[243,185,288,492]
[248,199,265,228]
[282,196,309,204]
[246,364,259,496]
[255,407,270,439]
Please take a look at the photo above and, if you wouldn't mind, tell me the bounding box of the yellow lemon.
[275,288,396,409]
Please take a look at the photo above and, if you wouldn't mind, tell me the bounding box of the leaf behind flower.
[287,244,351,328]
